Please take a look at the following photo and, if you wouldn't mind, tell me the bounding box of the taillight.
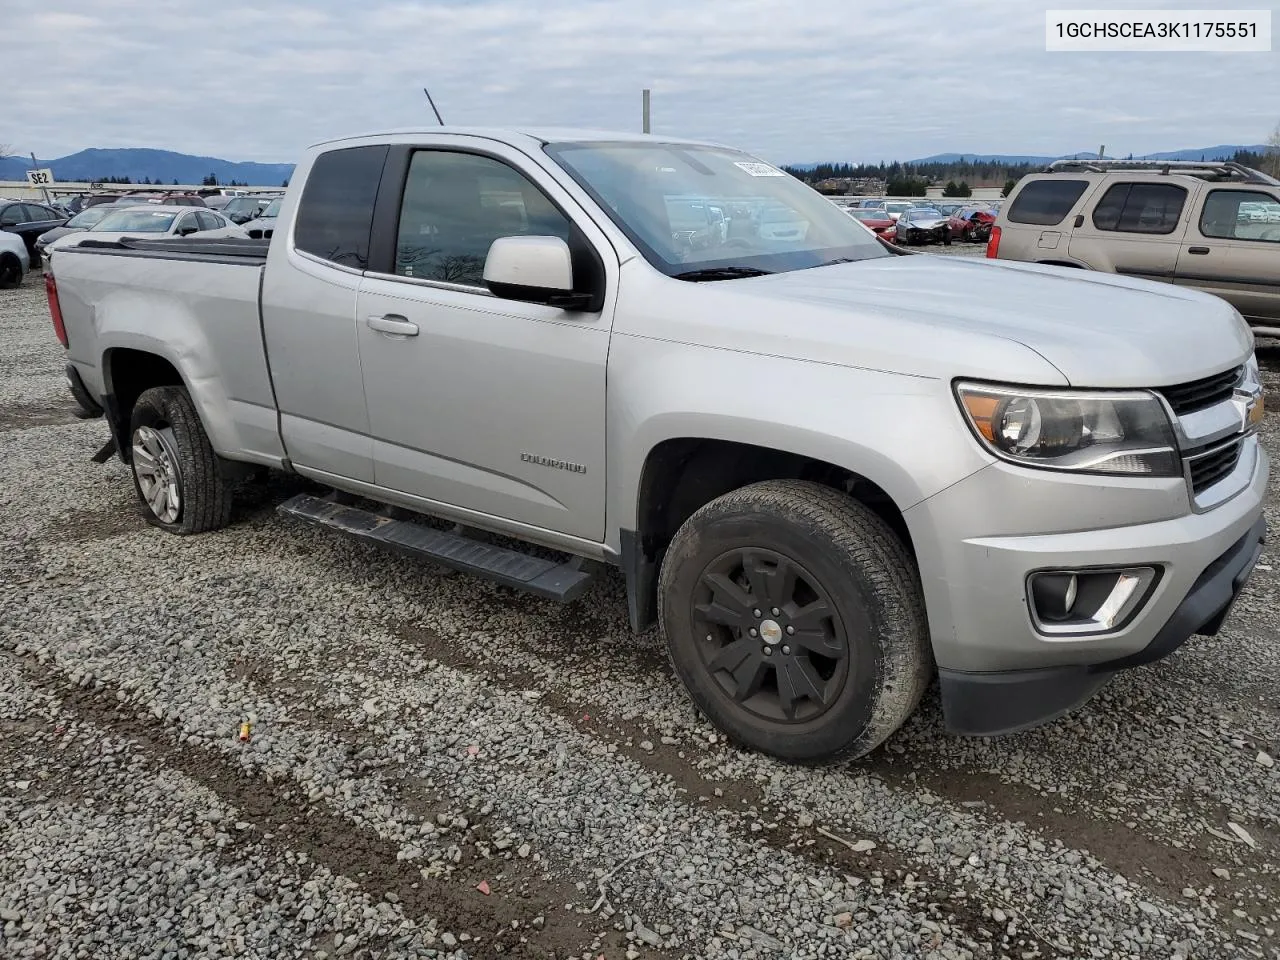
[46,272,68,347]
[985,225,1001,259]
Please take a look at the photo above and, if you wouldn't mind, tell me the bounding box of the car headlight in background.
[955,382,1179,476]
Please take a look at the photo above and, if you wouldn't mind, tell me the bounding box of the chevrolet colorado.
[45,127,1268,762]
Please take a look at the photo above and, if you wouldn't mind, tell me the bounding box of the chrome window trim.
[364,270,494,298]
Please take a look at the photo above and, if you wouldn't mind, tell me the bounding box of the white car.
[0,230,30,288]
[47,205,248,252]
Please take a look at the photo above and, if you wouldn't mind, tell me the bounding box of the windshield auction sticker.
[1046,9,1270,51]
[734,162,786,177]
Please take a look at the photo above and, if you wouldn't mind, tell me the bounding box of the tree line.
[783,146,1280,193]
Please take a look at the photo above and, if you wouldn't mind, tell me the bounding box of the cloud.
[5,0,1278,165]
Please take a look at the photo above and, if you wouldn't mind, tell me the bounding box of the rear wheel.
[659,480,932,763]
[129,386,234,534]
[0,254,21,289]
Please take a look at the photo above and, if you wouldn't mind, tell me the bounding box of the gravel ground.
[1,267,1277,960]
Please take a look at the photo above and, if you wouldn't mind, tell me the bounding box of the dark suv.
[0,200,68,266]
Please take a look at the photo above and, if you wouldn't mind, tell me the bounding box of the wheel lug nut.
[771,607,780,616]
[706,634,713,642]
[763,646,772,655]
[781,645,791,655]
[752,608,761,618]
[749,628,757,637]
[786,625,795,635]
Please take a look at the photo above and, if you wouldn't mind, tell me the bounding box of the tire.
[128,386,234,534]
[0,254,21,289]
[658,480,932,763]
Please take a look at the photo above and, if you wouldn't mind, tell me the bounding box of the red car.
[847,207,896,243]
[947,204,997,243]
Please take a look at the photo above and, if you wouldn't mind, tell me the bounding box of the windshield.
[261,198,282,217]
[92,210,176,232]
[225,198,263,214]
[850,209,887,220]
[910,208,943,218]
[67,207,111,228]
[883,202,914,213]
[544,141,885,278]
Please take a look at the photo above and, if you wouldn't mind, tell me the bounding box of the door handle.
[366,314,419,336]
[1187,246,1211,255]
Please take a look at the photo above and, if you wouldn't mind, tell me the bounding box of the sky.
[4,0,1279,166]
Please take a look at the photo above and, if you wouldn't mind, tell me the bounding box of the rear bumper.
[939,513,1266,735]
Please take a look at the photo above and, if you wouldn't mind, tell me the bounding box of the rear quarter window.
[1007,179,1089,226]
[1091,183,1186,235]
[293,145,389,269]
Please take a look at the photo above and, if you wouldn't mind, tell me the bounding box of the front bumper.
[938,514,1265,735]
[906,436,1268,735]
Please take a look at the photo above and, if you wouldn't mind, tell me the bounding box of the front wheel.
[658,480,932,763]
[129,386,234,534]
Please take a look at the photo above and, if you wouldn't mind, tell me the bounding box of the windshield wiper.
[672,266,774,282]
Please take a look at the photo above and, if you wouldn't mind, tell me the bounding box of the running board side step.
[277,493,595,602]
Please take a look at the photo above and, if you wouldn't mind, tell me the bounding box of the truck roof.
[309,126,734,151]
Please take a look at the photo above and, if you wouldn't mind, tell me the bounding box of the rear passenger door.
[260,144,389,484]
[1178,188,1280,327]
[1067,181,1191,281]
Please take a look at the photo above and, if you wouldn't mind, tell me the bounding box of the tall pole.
[642,89,651,134]
[1098,144,1105,160]
[30,152,52,205]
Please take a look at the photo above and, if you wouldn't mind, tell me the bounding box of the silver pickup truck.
[46,127,1268,762]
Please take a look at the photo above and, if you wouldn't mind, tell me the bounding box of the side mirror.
[178,227,197,237]
[483,236,591,310]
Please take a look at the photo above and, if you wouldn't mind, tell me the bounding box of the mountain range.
[0,149,295,186]
[2,143,1271,186]
[790,144,1270,170]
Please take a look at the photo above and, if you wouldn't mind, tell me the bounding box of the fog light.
[1028,567,1158,635]
[1030,572,1078,622]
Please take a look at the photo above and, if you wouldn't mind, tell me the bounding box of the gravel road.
[1,266,1277,960]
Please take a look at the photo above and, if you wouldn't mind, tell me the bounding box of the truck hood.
[623,254,1253,388]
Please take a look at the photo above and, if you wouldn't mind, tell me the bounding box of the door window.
[1200,190,1280,242]
[175,213,199,235]
[22,204,56,221]
[293,144,389,269]
[0,205,28,226]
[1090,183,1186,234]
[393,150,572,287]
[1006,179,1088,225]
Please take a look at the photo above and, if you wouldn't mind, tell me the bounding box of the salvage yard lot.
[1,265,1278,960]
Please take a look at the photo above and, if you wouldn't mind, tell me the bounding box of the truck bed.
[53,234,283,465]
[63,236,271,265]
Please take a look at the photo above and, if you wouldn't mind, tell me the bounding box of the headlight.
[955,382,1179,476]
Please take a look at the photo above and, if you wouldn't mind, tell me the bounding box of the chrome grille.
[1157,366,1243,416]
[1186,438,1244,496]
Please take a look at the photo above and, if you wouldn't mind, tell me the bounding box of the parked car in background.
[948,204,998,242]
[35,204,116,258]
[245,197,282,239]
[990,159,1280,337]
[0,229,30,288]
[876,200,916,222]
[202,195,233,210]
[931,202,965,217]
[46,206,247,252]
[895,206,951,245]
[108,193,207,207]
[847,207,897,242]
[0,199,68,266]
[222,195,275,224]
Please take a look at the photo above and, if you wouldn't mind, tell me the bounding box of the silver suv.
[991,159,1280,337]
